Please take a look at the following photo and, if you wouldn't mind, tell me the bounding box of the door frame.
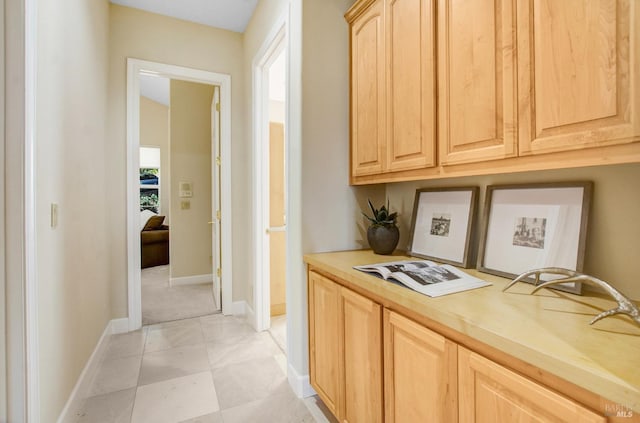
[211,85,222,310]
[126,59,233,330]
[4,0,39,419]
[252,15,288,332]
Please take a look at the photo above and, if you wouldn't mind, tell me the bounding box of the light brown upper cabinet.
[517,0,639,155]
[347,0,437,178]
[386,0,437,171]
[346,0,640,185]
[349,0,386,176]
[437,0,517,165]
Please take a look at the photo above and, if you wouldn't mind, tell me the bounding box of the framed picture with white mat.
[407,187,479,268]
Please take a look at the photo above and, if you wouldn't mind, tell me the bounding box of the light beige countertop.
[304,249,640,414]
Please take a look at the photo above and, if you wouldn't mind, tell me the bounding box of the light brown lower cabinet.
[308,271,383,423]
[308,270,607,422]
[458,347,606,423]
[384,310,457,423]
[308,271,341,416]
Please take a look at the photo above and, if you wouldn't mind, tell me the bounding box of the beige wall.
[140,96,170,219]
[243,0,384,380]
[386,163,640,299]
[300,0,383,255]
[294,0,385,376]
[36,0,111,420]
[4,0,29,418]
[108,4,245,316]
[242,0,290,310]
[0,0,6,416]
[169,80,215,278]
[244,0,292,371]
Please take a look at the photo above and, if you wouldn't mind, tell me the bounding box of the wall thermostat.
[179,181,193,198]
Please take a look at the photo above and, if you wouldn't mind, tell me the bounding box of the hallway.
[141,265,217,325]
[75,315,336,422]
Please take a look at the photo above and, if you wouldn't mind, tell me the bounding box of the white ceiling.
[110,0,259,33]
[140,74,170,106]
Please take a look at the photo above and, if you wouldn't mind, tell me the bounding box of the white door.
[211,86,222,311]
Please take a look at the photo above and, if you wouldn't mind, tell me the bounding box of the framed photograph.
[477,182,593,294]
[407,187,479,268]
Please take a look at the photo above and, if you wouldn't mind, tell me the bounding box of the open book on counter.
[354,260,491,297]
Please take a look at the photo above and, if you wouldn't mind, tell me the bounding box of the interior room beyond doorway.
[138,74,220,325]
[265,46,287,353]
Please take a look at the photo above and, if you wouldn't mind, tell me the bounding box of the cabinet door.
[308,271,341,416]
[384,310,458,423]
[351,0,386,177]
[386,0,436,171]
[518,0,640,155]
[458,347,606,422]
[437,0,518,165]
[340,288,383,423]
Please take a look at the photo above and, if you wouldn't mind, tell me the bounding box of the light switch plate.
[51,203,58,228]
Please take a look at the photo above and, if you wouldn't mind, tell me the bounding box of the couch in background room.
[140,211,169,268]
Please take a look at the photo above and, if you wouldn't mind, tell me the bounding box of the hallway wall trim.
[56,319,129,423]
[126,59,234,330]
[287,362,316,399]
[169,273,214,287]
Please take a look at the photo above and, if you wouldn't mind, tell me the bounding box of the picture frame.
[477,182,593,294]
[407,187,479,268]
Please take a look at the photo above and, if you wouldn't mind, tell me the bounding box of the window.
[140,147,160,213]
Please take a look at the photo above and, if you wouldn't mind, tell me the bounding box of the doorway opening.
[137,76,222,325]
[254,22,288,355]
[127,59,233,331]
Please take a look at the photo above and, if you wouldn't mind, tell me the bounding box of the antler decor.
[503,268,640,327]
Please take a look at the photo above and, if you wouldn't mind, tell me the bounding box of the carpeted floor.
[142,265,218,325]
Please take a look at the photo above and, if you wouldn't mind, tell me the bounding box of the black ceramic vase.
[367,224,400,255]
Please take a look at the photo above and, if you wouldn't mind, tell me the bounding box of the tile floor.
[76,314,337,423]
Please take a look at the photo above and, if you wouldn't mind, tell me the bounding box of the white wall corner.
[245,303,258,331]
[231,300,259,330]
[287,362,316,399]
[232,300,247,316]
[245,302,256,330]
[56,319,118,423]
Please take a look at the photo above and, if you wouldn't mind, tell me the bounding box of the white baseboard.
[57,318,129,423]
[287,363,316,399]
[111,317,130,335]
[231,300,246,316]
[169,273,213,287]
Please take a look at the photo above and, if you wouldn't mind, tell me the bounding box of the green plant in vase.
[362,199,399,255]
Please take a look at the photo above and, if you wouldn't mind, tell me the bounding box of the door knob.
[266,225,286,234]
